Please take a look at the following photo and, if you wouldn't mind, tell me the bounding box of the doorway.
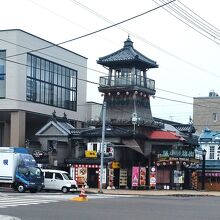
[87,168,98,188]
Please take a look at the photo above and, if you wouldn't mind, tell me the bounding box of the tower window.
[213,113,218,122]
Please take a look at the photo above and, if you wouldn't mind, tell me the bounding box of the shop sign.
[33,150,48,159]
[77,167,88,185]
[158,150,195,159]
[112,161,120,169]
[99,168,107,184]
[85,150,97,158]
[119,169,127,187]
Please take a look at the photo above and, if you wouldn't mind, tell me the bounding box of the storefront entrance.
[87,168,99,188]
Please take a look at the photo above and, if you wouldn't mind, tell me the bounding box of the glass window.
[61,67,66,87]
[45,172,53,179]
[210,146,215,160]
[63,173,72,180]
[0,51,6,98]
[58,66,62,86]
[213,113,218,122]
[27,54,31,77]
[55,173,63,180]
[26,53,77,111]
[36,58,41,80]
[0,51,6,77]
[41,59,45,81]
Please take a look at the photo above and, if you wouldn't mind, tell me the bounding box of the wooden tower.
[97,36,159,127]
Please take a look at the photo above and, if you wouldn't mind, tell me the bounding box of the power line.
[4,53,220,124]
[153,0,220,45]
[3,32,220,114]
[1,1,220,121]
[69,0,220,78]
[0,38,105,76]
[6,0,176,59]
[177,0,220,33]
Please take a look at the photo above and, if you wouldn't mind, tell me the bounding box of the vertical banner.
[108,168,114,188]
[139,167,146,187]
[132,166,139,187]
[150,166,156,188]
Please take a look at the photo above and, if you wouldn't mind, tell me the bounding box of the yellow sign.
[112,161,120,169]
[85,150,97,158]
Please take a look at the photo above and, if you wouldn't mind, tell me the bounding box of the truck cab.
[15,165,44,193]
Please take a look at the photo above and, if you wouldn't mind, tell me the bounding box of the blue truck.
[0,147,44,193]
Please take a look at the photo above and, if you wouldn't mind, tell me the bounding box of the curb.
[84,189,220,197]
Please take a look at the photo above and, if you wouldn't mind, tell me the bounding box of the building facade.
[196,128,220,191]
[0,29,87,147]
[193,91,220,135]
[64,37,199,190]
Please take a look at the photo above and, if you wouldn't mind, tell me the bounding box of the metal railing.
[99,75,155,90]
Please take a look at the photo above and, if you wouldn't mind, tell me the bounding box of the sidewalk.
[85,188,220,197]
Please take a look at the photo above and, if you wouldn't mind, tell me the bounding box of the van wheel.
[17,184,26,193]
[62,187,69,193]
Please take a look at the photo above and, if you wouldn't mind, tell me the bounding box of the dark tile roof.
[80,126,134,138]
[153,117,196,134]
[97,37,158,69]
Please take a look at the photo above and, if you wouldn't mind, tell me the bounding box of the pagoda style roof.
[97,36,158,69]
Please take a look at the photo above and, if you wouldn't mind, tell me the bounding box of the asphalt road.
[0,193,220,220]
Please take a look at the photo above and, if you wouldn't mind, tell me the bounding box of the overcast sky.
[1,0,220,124]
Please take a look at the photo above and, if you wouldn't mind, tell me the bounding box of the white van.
[42,169,77,193]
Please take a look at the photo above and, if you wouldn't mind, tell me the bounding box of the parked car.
[41,169,77,193]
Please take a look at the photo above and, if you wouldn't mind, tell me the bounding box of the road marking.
[0,196,59,209]
[0,192,139,208]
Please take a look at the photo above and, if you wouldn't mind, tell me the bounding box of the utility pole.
[99,101,106,193]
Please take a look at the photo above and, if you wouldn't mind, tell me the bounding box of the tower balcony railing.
[99,75,155,90]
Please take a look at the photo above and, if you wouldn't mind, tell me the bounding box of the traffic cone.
[79,186,87,198]
[70,186,88,202]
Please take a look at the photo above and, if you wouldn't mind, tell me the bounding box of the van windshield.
[62,173,72,180]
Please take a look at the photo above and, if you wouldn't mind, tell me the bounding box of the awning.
[146,130,185,141]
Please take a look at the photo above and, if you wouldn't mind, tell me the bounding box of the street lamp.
[201,149,207,190]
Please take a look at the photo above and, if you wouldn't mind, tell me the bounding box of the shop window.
[217,147,220,160]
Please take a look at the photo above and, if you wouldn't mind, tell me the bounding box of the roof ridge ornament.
[124,35,133,48]
[50,110,57,123]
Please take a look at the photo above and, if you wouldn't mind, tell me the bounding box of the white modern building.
[0,29,88,147]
